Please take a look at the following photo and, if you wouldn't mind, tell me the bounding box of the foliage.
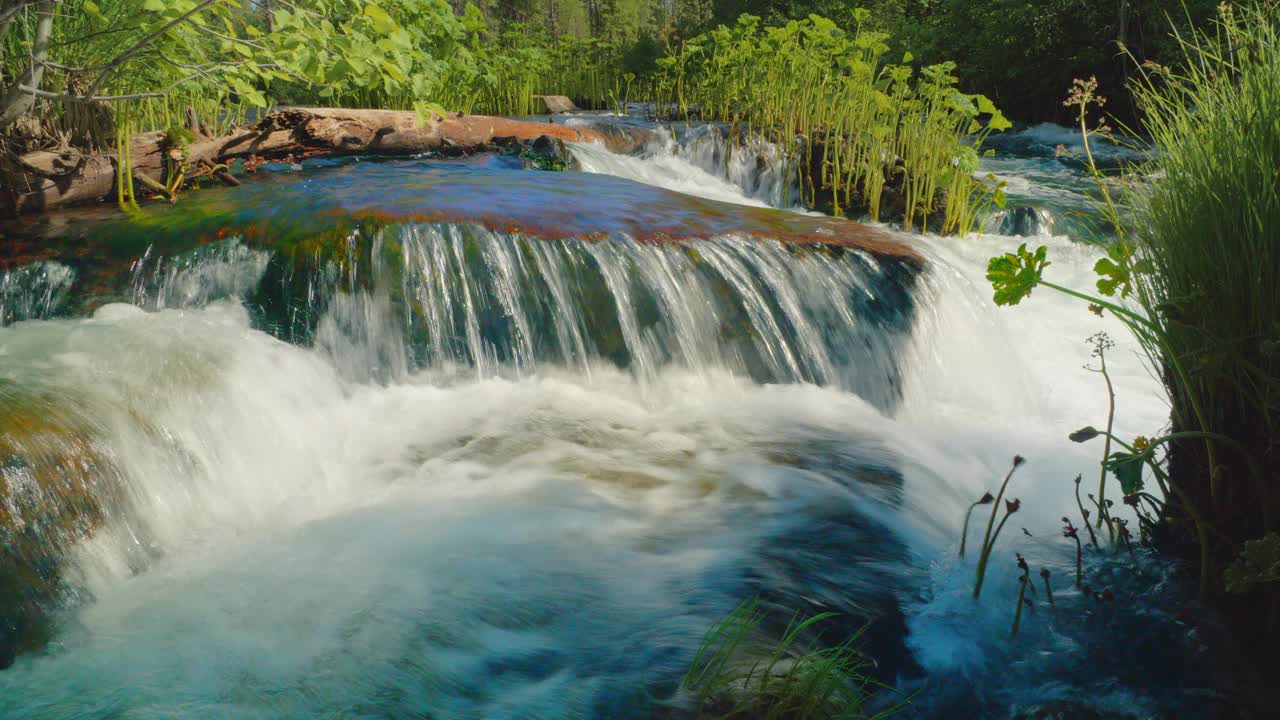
[682,597,902,720]
[891,0,1222,123]
[0,0,633,142]
[983,3,1280,618]
[1127,0,1280,555]
[653,12,1009,231]
[986,243,1049,306]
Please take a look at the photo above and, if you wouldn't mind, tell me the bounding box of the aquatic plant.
[1040,568,1055,608]
[651,12,1010,231]
[1062,518,1082,588]
[682,597,903,719]
[1010,554,1031,638]
[973,456,1025,599]
[1070,474,1099,548]
[958,491,995,558]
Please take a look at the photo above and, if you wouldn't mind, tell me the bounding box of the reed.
[959,491,995,557]
[1009,555,1031,639]
[682,597,903,720]
[651,12,1010,232]
[1126,2,1280,564]
[972,456,1025,599]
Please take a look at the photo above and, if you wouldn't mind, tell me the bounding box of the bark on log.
[3,108,648,216]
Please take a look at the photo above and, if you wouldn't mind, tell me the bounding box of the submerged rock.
[519,134,578,172]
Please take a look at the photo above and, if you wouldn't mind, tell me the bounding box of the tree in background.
[895,0,1222,123]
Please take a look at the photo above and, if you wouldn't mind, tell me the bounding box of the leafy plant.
[651,11,1009,231]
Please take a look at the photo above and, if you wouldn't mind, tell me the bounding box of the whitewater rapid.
[0,123,1175,717]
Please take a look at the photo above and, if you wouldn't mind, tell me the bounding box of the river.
[0,118,1229,718]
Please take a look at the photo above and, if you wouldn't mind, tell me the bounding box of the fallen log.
[3,108,649,217]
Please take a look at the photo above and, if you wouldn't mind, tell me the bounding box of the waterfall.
[0,261,75,325]
[114,224,916,409]
[572,124,802,209]
[0,121,1188,719]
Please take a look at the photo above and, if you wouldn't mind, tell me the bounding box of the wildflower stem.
[973,458,1024,599]
[1010,576,1029,639]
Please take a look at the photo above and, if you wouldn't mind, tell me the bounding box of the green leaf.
[1104,452,1145,495]
[986,244,1051,306]
[1094,242,1141,298]
[83,0,102,18]
[327,59,352,83]
[364,4,398,35]
[380,60,408,84]
[414,100,446,127]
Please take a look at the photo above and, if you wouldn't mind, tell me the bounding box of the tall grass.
[473,30,632,115]
[652,12,1009,233]
[682,598,903,720]
[1127,2,1280,594]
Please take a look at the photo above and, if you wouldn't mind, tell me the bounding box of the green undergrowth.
[652,12,1010,234]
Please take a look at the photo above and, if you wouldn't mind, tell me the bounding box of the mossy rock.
[0,390,113,668]
[518,135,579,172]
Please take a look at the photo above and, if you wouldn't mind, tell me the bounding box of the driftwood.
[534,95,579,113]
[3,107,648,216]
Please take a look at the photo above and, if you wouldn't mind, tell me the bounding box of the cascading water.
[0,121,1228,718]
[0,261,75,325]
[571,122,802,209]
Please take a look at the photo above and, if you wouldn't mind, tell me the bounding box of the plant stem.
[1010,576,1028,638]
[1074,476,1099,547]
[973,459,1023,599]
[1072,535,1082,588]
[976,504,1017,600]
[1097,349,1117,540]
[960,500,984,557]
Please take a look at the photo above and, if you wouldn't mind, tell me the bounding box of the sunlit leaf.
[987,244,1051,306]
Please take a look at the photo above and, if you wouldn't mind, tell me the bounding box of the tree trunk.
[0,0,56,130]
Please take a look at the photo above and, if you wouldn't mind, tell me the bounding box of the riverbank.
[2,107,648,217]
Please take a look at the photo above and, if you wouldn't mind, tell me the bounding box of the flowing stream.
[0,122,1227,718]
